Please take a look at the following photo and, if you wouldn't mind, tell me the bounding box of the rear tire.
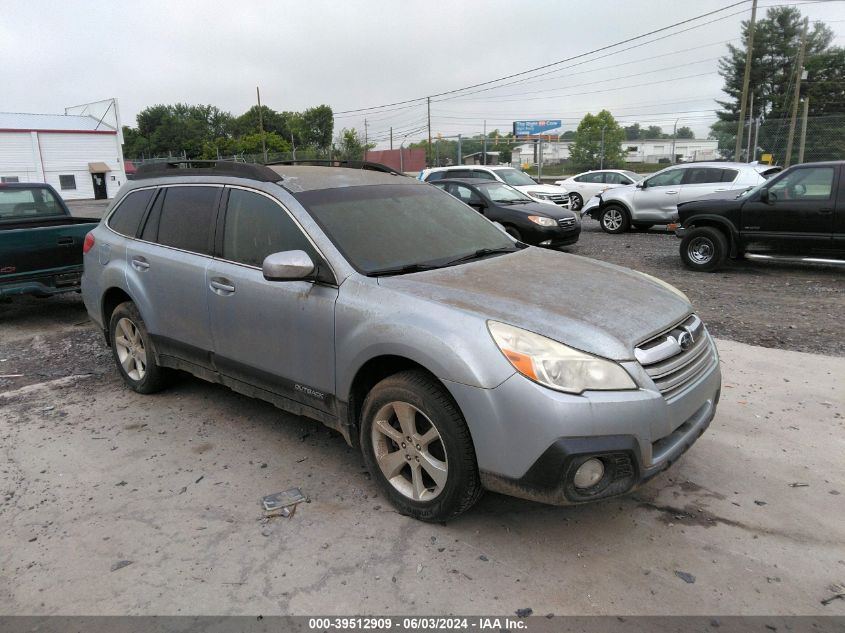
[599,205,630,234]
[680,226,728,272]
[360,370,482,522]
[568,193,583,212]
[109,301,171,394]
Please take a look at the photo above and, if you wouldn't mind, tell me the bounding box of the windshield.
[495,168,537,186]
[480,182,531,202]
[294,184,516,275]
[0,187,64,220]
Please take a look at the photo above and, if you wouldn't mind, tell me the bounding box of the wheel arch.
[101,286,135,346]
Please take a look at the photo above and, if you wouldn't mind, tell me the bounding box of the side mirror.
[262,250,315,281]
[636,180,646,189]
[759,188,771,204]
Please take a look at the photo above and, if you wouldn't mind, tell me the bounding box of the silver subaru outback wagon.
[82,161,721,522]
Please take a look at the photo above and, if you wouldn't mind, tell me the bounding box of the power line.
[333,0,753,115]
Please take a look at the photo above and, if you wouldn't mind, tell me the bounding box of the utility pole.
[798,96,810,164]
[784,17,809,168]
[427,97,432,167]
[483,120,487,165]
[745,92,755,161]
[256,86,267,163]
[599,125,606,169]
[671,119,679,163]
[364,119,368,161]
[753,113,761,163]
[735,0,758,161]
[457,134,462,165]
[390,126,393,151]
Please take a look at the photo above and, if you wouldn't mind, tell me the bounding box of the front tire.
[360,370,482,522]
[568,193,583,212]
[680,226,728,272]
[599,205,630,234]
[109,301,171,394]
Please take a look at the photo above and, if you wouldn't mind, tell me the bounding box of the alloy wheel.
[114,317,147,381]
[371,401,448,501]
[603,208,623,231]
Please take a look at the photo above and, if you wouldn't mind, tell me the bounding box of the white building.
[0,106,126,200]
[512,138,721,167]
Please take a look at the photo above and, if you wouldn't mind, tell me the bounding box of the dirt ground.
[566,221,845,357]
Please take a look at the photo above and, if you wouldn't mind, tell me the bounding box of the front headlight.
[527,215,557,227]
[638,272,690,303]
[528,191,550,199]
[487,321,637,394]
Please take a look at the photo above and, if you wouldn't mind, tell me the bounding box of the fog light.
[573,458,605,489]
[540,240,552,245]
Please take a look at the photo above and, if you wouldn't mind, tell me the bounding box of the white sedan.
[555,169,643,212]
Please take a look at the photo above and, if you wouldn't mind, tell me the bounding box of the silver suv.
[82,161,721,522]
[582,162,773,233]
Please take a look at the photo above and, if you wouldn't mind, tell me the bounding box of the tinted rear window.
[154,186,218,254]
[0,187,64,220]
[108,189,154,237]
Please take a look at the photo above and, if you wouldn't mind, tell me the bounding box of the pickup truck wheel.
[109,302,171,394]
[360,370,482,522]
[568,193,583,211]
[680,227,728,272]
[599,205,630,234]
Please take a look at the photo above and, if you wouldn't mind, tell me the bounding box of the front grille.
[558,217,576,229]
[635,314,717,401]
[545,194,569,206]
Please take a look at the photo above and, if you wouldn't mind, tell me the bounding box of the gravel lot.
[566,221,845,357]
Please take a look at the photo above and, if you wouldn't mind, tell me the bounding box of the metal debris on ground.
[788,482,809,488]
[674,570,696,584]
[262,487,307,518]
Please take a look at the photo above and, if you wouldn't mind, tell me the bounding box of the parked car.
[0,182,99,298]
[432,178,580,247]
[419,165,570,207]
[554,169,643,212]
[83,160,720,522]
[582,162,771,234]
[677,161,845,271]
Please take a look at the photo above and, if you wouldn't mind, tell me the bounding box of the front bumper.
[522,223,581,247]
[445,343,721,506]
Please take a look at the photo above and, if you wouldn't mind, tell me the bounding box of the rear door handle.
[130,257,150,271]
[209,278,235,295]
[665,190,679,194]
[715,188,728,192]
[57,236,74,246]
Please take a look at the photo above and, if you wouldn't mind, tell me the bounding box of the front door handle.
[210,278,236,295]
[665,190,679,194]
[131,257,150,271]
[57,236,74,246]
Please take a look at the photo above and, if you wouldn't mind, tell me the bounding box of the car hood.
[499,201,577,220]
[377,248,690,361]
[678,197,743,222]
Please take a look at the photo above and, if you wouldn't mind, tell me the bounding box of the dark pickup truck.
[0,183,99,297]
[676,161,845,271]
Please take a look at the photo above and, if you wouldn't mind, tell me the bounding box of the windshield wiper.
[443,247,521,267]
[368,262,441,277]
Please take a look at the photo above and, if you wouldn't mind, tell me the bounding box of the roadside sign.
[760,153,774,165]
[513,120,562,137]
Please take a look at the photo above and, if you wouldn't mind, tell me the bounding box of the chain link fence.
[751,113,845,165]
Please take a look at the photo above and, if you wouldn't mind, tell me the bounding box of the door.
[632,167,684,221]
[572,172,606,201]
[741,165,837,251]
[207,187,338,413]
[91,173,108,200]
[126,185,221,369]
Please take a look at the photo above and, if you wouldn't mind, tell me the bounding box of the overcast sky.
[2,0,843,147]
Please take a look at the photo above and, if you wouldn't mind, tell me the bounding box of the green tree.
[333,128,372,160]
[623,123,642,141]
[569,110,625,170]
[712,6,837,160]
[676,126,695,139]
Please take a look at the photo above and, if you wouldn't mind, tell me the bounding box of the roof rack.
[133,160,282,182]
[267,159,403,176]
